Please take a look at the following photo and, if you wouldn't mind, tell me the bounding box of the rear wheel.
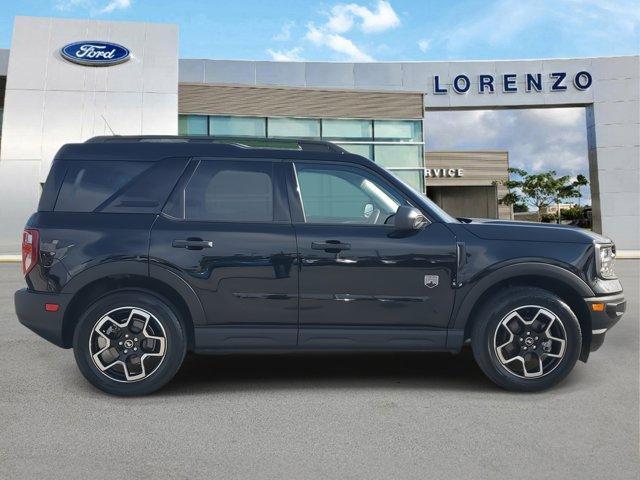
[73,290,186,396]
[471,287,581,391]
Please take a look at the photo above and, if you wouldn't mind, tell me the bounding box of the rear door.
[149,158,298,349]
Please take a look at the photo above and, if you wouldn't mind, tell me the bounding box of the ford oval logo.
[60,41,130,66]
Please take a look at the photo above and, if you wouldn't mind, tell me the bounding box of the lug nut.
[125,334,129,338]
[535,337,538,340]
[133,347,138,351]
[523,346,527,350]
[118,341,123,346]
[124,349,128,354]
[526,331,531,335]
[134,338,138,342]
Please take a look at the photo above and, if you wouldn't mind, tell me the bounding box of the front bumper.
[584,292,626,352]
[15,288,72,348]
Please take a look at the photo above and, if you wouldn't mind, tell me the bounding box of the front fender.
[450,261,594,332]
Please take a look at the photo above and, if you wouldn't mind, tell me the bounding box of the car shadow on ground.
[159,347,498,395]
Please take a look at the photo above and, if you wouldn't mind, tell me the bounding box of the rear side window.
[55,162,149,212]
[180,160,274,222]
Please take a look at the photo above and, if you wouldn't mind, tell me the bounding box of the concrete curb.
[0,255,21,262]
[617,250,640,259]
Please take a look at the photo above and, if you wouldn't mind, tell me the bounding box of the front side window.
[295,163,404,225]
[182,160,274,222]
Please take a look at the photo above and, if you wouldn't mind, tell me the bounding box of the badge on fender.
[424,275,439,288]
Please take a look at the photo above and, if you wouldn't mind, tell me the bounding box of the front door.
[289,161,457,349]
[149,158,298,349]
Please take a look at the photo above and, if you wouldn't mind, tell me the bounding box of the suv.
[15,136,626,395]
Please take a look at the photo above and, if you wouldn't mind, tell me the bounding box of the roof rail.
[84,135,347,154]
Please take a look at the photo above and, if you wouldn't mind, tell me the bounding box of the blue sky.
[0,0,638,60]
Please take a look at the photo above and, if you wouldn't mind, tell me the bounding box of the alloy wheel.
[493,305,567,379]
[89,306,167,382]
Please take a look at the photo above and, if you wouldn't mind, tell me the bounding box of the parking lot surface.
[1,261,638,479]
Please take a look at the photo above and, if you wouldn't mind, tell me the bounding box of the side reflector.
[45,303,60,312]
[591,303,605,312]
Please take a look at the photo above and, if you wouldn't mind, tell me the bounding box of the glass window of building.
[373,145,423,168]
[178,115,208,136]
[373,120,422,142]
[389,169,424,192]
[209,116,266,137]
[321,119,372,141]
[268,117,320,138]
[339,144,373,160]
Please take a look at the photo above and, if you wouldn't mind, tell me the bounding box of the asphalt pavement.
[1,261,638,479]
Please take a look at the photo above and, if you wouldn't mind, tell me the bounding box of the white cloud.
[267,1,399,62]
[306,23,373,61]
[98,0,130,13]
[327,1,400,34]
[55,0,131,14]
[267,47,304,61]
[418,38,431,53]
[272,21,295,41]
[426,107,591,204]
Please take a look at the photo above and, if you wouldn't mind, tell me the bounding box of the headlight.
[595,243,617,279]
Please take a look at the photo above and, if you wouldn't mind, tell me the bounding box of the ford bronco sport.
[15,136,626,395]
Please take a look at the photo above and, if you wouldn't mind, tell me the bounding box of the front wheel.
[471,287,582,392]
[73,290,187,396]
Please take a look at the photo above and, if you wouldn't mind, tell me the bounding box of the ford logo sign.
[60,41,130,66]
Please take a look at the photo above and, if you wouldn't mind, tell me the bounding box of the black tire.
[471,287,582,392]
[73,290,187,396]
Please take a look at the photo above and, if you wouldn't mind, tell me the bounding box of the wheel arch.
[453,263,594,360]
[60,264,206,350]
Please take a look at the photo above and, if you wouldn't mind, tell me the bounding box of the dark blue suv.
[15,136,626,395]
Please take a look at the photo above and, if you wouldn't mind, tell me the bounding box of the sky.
[1,0,639,206]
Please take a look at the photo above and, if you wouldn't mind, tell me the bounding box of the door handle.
[172,238,214,250]
[311,240,351,252]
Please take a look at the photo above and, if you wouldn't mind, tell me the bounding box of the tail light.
[22,229,40,275]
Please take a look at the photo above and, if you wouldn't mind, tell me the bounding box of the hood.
[458,218,613,244]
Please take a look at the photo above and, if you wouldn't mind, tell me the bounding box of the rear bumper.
[584,292,626,352]
[15,288,72,348]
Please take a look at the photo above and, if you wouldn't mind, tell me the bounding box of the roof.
[54,135,365,164]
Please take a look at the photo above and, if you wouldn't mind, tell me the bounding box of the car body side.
[15,144,625,361]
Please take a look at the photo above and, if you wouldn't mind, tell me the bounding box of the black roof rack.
[85,135,347,154]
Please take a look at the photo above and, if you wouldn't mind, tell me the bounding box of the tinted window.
[295,163,403,225]
[184,160,274,222]
[55,162,149,212]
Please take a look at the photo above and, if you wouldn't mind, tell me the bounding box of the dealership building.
[0,16,638,254]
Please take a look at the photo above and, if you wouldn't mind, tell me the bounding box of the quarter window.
[295,163,403,225]
[183,161,274,222]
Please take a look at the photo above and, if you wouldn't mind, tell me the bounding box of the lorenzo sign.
[431,71,592,94]
[60,41,130,66]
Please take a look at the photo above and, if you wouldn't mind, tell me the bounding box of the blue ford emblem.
[60,41,130,66]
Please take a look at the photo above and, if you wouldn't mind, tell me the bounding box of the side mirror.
[394,206,429,231]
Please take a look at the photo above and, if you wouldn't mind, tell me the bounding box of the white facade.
[0,16,638,254]
[0,16,178,253]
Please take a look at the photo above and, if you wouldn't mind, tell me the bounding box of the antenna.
[101,115,116,135]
